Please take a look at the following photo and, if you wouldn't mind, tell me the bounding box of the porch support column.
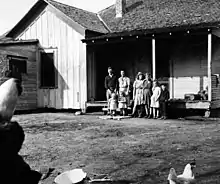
[208,33,212,101]
[152,38,156,80]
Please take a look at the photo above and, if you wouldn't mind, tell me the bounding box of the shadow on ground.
[22,122,96,134]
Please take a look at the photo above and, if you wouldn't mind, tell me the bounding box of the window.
[9,59,27,74]
[7,55,27,81]
[40,50,57,88]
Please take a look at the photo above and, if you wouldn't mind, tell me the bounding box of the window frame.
[7,55,28,75]
[39,48,58,89]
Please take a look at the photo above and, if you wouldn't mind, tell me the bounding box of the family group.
[104,67,170,119]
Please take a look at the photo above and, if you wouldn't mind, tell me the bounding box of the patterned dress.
[109,98,117,110]
[118,96,127,109]
[143,79,152,108]
[133,79,144,106]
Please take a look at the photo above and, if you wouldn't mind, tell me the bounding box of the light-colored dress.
[150,86,161,108]
[109,98,117,110]
[133,79,144,106]
[118,96,127,109]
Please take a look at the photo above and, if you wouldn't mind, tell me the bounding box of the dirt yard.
[13,113,220,184]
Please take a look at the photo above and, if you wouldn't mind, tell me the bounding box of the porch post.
[208,33,212,101]
[152,38,156,80]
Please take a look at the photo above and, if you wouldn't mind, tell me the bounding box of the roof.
[6,0,109,38]
[0,39,39,45]
[0,48,30,58]
[6,0,220,42]
[0,31,10,40]
[46,0,109,33]
[99,0,220,33]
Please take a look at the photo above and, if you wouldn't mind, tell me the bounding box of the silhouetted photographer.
[0,77,41,184]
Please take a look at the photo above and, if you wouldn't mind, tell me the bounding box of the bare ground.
[12,113,220,184]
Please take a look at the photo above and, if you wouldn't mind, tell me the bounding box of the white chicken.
[0,78,22,123]
[167,161,196,184]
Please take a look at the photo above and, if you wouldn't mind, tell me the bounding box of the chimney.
[116,0,126,18]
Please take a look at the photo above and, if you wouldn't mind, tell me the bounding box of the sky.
[0,0,115,35]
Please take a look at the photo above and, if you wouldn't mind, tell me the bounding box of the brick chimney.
[116,0,126,18]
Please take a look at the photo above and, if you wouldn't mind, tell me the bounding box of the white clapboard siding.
[16,6,86,110]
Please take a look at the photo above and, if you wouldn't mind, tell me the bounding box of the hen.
[167,161,196,184]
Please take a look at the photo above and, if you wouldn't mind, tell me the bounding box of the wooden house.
[3,0,109,111]
[82,0,220,116]
[3,0,220,115]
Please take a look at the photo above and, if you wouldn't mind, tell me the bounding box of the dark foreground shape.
[0,121,42,184]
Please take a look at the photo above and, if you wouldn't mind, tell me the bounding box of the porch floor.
[169,99,211,110]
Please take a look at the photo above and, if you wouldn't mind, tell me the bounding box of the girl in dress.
[118,91,127,116]
[109,92,118,116]
[131,72,145,118]
[149,80,161,119]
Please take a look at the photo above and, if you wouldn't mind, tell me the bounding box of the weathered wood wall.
[170,36,209,99]
[0,44,38,110]
[16,6,87,110]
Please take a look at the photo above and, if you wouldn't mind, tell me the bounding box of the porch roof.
[82,23,218,43]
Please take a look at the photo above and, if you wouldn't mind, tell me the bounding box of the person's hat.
[137,72,143,77]
[54,169,87,184]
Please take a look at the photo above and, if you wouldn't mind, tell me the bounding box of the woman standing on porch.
[143,73,152,118]
[131,72,145,118]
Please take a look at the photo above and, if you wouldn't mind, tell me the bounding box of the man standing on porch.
[104,67,118,113]
[118,70,130,107]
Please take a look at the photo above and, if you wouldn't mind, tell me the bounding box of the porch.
[84,28,220,116]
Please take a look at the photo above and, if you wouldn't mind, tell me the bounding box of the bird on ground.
[0,78,22,123]
[167,160,196,184]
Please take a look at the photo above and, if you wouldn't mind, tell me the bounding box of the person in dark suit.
[159,84,170,120]
[104,67,118,113]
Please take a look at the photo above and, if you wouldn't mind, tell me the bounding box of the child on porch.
[109,92,118,116]
[159,84,170,120]
[118,91,127,116]
[149,80,161,119]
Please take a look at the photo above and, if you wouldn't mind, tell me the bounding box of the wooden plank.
[73,29,80,109]
[36,13,43,44]
[47,5,85,36]
[55,17,62,109]
[185,101,210,109]
[41,11,48,47]
[208,33,212,101]
[67,25,74,108]
[60,21,67,109]
[169,101,211,110]
[79,33,87,110]
[65,23,69,108]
